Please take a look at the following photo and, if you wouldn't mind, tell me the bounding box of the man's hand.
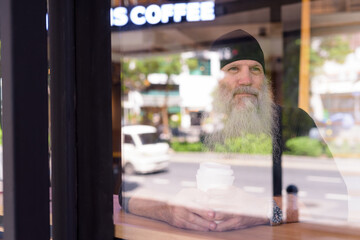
[213,212,268,231]
[128,187,270,232]
[205,187,270,231]
[164,188,217,231]
[164,203,217,231]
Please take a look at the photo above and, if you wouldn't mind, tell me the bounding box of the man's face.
[219,59,265,110]
[205,59,274,146]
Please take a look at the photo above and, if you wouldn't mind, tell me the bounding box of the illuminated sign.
[45,2,215,31]
[111,1,215,27]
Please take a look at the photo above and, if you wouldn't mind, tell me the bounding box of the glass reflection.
[113,0,360,237]
[310,9,360,223]
[0,22,3,228]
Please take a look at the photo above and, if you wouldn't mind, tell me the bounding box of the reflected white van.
[122,125,170,174]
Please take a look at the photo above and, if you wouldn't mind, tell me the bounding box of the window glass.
[139,133,159,145]
[309,3,360,224]
[112,0,360,238]
[124,134,134,144]
[0,22,3,218]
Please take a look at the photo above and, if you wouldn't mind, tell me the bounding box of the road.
[124,153,352,225]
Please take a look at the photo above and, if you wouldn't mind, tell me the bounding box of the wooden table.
[113,196,360,240]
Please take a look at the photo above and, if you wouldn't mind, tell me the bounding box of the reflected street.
[123,152,359,226]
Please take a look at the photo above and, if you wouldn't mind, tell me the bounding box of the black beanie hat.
[211,29,265,73]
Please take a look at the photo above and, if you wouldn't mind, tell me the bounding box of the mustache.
[232,86,259,98]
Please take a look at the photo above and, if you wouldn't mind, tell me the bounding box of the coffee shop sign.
[111,1,215,27]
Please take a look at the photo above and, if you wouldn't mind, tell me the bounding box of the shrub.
[171,135,331,157]
[172,134,273,154]
[324,144,332,158]
[171,141,204,152]
[285,137,323,157]
[214,134,272,154]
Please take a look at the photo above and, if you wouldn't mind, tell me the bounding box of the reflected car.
[122,125,170,174]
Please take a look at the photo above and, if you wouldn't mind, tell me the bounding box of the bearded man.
[120,29,348,232]
[210,30,275,140]
[205,30,309,151]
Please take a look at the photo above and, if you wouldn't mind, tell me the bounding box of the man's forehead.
[222,60,263,69]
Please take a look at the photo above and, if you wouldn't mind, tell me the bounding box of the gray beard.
[204,79,276,149]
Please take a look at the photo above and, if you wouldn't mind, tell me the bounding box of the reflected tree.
[310,35,352,75]
[121,55,182,135]
[282,34,352,108]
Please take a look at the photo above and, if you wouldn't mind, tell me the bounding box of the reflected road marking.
[153,178,170,185]
[126,175,145,183]
[243,186,265,193]
[325,193,348,201]
[306,176,342,183]
[180,181,197,188]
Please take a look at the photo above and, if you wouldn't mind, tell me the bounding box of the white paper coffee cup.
[196,162,235,192]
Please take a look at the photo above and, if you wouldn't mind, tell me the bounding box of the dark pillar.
[49,0,114,238]
[75,0,114,238]
[0,0,50,239]
[48,0,77,238]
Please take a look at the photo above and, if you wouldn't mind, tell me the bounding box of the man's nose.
[236,67,252,86]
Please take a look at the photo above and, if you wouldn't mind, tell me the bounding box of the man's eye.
[250,66,262,73]
[227,66,239,73]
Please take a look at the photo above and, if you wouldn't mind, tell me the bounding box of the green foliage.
[319,36,352,63]
[324,144,332,158]
[285,137,323,157]
[185,58,199,72]
[310,35,352,75]
[0,127,2,146]
[121,55,182,92]
[214,134,272,154]
[169,113,181,128]
[127,112,142,124]
[310,48,325,72]
[172,134,272,154]
[121,59,147,92]
[171,141,204,152]
[185,58,211,75]
[158,55,182,76]
[172,135,332,157]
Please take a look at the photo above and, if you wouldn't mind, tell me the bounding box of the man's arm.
[126,191,217,232]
